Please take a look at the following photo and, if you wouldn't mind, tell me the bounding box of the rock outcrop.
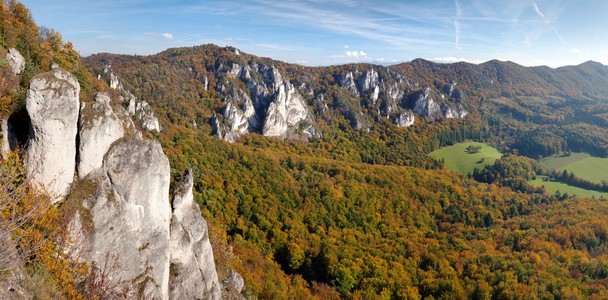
[213,63,317,142]
[334,67,468,127]
[25,68,80,202]
[406,87,468,120]
[393,110,415,128]
[69,138,172,299]
[100,66,161,133]
[124,92,161,132]
[6,48,25,75]
[18,65,223,299]
[169,169,221,299]
[0,118,9,159]
[77,92,124,178]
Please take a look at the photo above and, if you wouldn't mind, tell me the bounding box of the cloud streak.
[530,0,565,45]
[454,0,462,49]
[144,32,174,40]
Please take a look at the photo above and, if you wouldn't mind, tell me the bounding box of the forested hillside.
[83,46,608,298]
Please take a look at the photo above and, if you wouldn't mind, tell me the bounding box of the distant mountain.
[85,45,608,158]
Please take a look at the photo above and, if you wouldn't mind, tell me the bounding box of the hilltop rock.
[26,69,80,202]
[169,169,221,299]
[77,92,124,178]
[6,48,25,75]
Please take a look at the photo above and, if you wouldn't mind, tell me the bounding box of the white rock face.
[214,63,316,142]
[412,87,441,118]
[357,69,380,103]
[6,48,25,75]
[262,80,310,138]
[169,169,221,300]
[77,92,124,178]
[340,72,360,97]
[26,69,80,202]
[126,96,160,133]
[394,110,415,128]
[1,117,9,159]
[222,269,245,293]
[109,71,123,90]
[70,138,172,299]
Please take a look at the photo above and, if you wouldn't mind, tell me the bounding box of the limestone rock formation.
[6,48,25,75]
[406,87,468,120]
[70,138,172,299]
[101,67,161,133]
[393,110,415,128]
[410,87,442,118]
[222,269,245,294]
[77,92,124,178]
[0,118,9,159]
[213,63,317,142]
[169,169,221,300]
[340,72,360,97]
[26,68,80,202]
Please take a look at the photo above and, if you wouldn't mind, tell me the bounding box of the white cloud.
[343,45,350,49]
[144,32,174,40]
[570,48,582,54]
[346,50,368,58]
[432,57,481,64]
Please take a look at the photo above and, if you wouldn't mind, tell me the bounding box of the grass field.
[530,176,608,198]
[429,142,502,175]
[540,153,608,184]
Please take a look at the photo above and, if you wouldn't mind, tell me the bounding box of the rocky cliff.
[212,62,317,142]
[21,66,224,299]
[85,46,471,144]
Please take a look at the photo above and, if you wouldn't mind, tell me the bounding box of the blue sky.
[20,0,607,67]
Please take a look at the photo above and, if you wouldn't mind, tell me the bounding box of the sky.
[19,0,608,67]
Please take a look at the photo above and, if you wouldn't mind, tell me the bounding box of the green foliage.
[472,155,545,193]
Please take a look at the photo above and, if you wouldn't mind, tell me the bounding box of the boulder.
[26,69,80,202]
[169,169,221,300]
[6,48,25,75]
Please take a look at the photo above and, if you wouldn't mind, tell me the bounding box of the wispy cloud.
[205,0,456,50]
[144,32,174,40]
[454,0,462,49]
[530,0,565,45]
[432,56,481,64]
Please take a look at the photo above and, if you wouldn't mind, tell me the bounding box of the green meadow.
[540,152,608,184]
[530,176,608,198]
[430,142,502,175]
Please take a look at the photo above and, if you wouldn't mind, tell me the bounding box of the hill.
[82,45,608,298]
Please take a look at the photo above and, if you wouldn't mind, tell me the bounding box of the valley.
[3,1,608,298]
